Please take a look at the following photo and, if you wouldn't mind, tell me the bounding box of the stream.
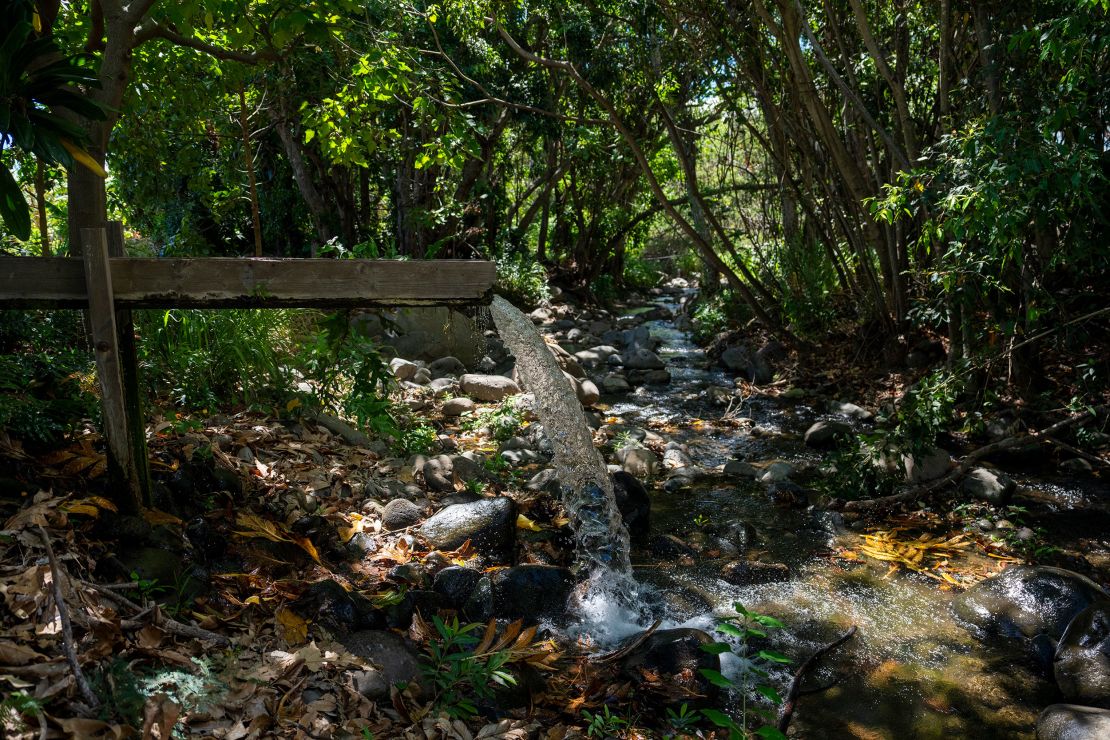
[544,289,1110,739]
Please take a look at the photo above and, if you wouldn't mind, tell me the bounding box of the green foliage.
[461,398,525,442]
[495,253,551,308]
[622,253,663,292]
[665,703,703,734]
[393,420,438,457]
[892,368,963,454]
[92,656,226,727]
[0,690,43,736]
[699,602,791,740]
[582,705,628,738]
[420,615,516,719]
[0,310,97,446]
[690,292,747,345]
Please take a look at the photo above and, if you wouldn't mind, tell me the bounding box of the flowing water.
[493,290,1110,738]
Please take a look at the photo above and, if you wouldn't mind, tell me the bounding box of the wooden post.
[106,222,151,507]
[82,227,142,514]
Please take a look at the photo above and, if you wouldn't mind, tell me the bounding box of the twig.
[595,619,662,664]
[844,405,1108,512]
[37,526,100,709]
[1042,435,1109,469]
[82,581,231,646]
[777,625,857,733]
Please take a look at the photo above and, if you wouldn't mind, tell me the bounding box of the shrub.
[495,253,550,308]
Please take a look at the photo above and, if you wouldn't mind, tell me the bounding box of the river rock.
[418,497,517,562]
[429,356,466,379]
[962,467,1016,505]
[723,459,758,478]
[459,374,521,402]
[1055,602,1110,707]
[602,373,632,393]
[618,628,721,704]
[721,560,791,586]
[442,397,475,417]
[1061,458,1095,475]
[1036,704,1110,739]
[804,420,852,448]
[952,566,1110,641]
[720,344,772,384]
[421,454,454,492]
[612,470,651,543]
[575,378,601,406]
[904,447,952,482]
[491,565,575,622]
[389,358,419,381]
[831,401,874,421]
[382,499,423,531]
[622,347,665,370]
[617,446,661,478]
[342,629,425,700]
[432,566,484,609]
[758,461,794,483]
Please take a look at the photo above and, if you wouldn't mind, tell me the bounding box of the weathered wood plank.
[82,228,142,514]
[107,223,152,508]
[0,257,496,308]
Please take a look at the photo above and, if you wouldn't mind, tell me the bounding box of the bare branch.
[134,20,278,64]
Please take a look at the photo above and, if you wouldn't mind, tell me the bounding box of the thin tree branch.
[38,527,100,709]
[778,625,857,733]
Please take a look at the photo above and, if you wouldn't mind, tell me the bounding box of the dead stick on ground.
[83,580,231,646]
[37,526,100,709]
[778,625,857,733]
[844,405,1108,513]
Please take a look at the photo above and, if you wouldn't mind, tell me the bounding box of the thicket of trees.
[3,0,1108,388]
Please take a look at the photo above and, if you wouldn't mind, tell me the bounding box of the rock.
[429,356,466,379]
[421,454,455,492]
[292,580,382,635]
[663,448,695,470]
[831,401,874,421]
[389,358,419,381]
[342,630,425,700]
[758,462,794,483]
[767,480,809,507]
[612,471,651,543]
[622,347,665,370]
[459,373,521,402]
[428,377,457,396]
[721,560,791,586]
[953,566,1110,641]
[723,459,758,478]
[962,467,1016,505]
[804,420,852,448]
[382,499,423,531]
[449,455,491,486]
[442,397,475,417]
[617,446,661,478]
[419,497,517,562]
[501,448,544,466]
[492,565,575,622]
[720,344,772,384]
[904,447,952,482]
[432,566,484,610]
[529,307,553,324]
[1036,704,1110,739]
[602,373,632,393]
[412,368,432,385]
[525,468,562,497]
[650,534,697,557]
[1061,458,1095,475]
[618,628,721,704]
[1055,602,1110,707]
[576,378,601,406]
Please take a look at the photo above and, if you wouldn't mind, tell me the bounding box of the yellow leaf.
[276,607,308,645]
[142,508,183,526]
[62,503,100,517]
[234,512,290,543]
[244,595,261,605]
[292,535,322,564]
[286,398,302,412]
[516,514,542,532]
[60,139,108,178]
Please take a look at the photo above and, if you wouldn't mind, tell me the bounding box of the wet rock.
[804,420,852,448]
[463,575,495,622]
[612,471,651,543]
[650,534,697,557]
[492,565,575,622]
[831,401,874,421]
[1061,458,1095,475]
[617,446,660,478]
[904,447,952,482]
[722,520,755,552]
[720,344,772,384]
[432,566,484,609]
[1055,602,1110,707]
[459,373,521,402]
[382,498,423,531]
[622,347,666,370]
[721,560,791,586]
[342,630,425,700]
[1036,704,1110,739]
[602,373,632,394]
[389,358,419,381]
[962,467,1016,505]
[292,580,382,635]
[767,480,809,507]
[419,497,516,562]
[953,566,1110,641]
[723,459,758,478]
[429,356,466,379]
[758,462,794,483]
[618,628,721,704]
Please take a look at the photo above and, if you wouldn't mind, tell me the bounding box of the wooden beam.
[82,228,142,514]
[0,257,496,309]
[106,223,152,508]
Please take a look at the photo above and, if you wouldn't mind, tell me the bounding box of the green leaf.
[698,668,735,689]
[755,684,784,704]
[699,641,734,655]
[716,622,745,638]
[700,708,741,731]
[756,650,792,664]
[0,164,31,240]
[754,726,789,740]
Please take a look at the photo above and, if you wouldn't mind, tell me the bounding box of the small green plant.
[582,705,628,738]
[698,602,791,740]
[129,571,168,601]
[495,253,551,308]
[0,691,44,736]
[692,514,711,528]
[92,656,226,727]
[421,615,517,718]
[394,421,437,457]
[820,433,901,501]
[665,703,703,734]
[462,398,525,442]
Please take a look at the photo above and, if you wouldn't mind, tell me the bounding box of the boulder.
[1036,704,1110,739]
[721,560,791,586]
[575,378,601,407]
[432,566,484,610]
[342,630,425,700]
[418,497,517,562]
[382,499,423,531]
[804,420,852,448]
[952,566,1110,641]
[459,373,521,402]
[962,467,1016,505]
[904,447,952,483]
[720,344,772,384]
[622,347,666,370]
[442,397,475,417]
[389,358,419,381]
[612,471,651,544]
[421,454,455,492]
[831,401,874,421]
[758,461,794,483]
[429,356,466,379]
[617,446,661,478]
[618,628,721,705]
[1055,602,1110,707]
[491,565,575,622]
